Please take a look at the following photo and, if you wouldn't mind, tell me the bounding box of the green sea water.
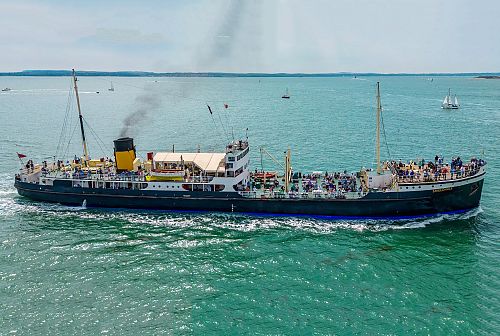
[0,76,499,335]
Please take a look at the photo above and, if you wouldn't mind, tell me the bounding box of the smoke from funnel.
[119,1,264,138]
[201,0,246,65]
[119,92,161,137]
[196,0,263,71]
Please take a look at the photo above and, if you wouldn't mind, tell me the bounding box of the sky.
[1,0,499,73]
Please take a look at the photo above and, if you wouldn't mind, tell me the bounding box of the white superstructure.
[145,140,250,192]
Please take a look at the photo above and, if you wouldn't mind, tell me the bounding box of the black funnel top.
[114,137,134,152]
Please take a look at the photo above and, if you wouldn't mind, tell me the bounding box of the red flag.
[224,103,229,109]
[17,152,26,159]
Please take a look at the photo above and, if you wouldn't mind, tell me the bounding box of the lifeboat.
[252,172,276,180]
[146,169,184,182]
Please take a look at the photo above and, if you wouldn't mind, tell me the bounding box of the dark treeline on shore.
[1,70,500,77]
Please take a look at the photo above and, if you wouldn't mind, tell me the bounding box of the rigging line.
[56,98,73,159]
[207,104,229,148]
[54,91,68,156]
[82,118,108,158]
[260,147,264,172]
[215,105,230,144]
[62,122,79,162]
[55,82,74,159]
[63,122,79,160]
[222,103,237,141]
[81,116,112,153]
[64,80,76,148]
[380,105,392,160]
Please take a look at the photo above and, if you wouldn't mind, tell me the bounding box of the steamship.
[14,71,486,218]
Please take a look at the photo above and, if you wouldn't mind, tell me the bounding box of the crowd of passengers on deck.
[36,156,148,181]
[249,171,362,197]
[393,155,485,183]
[298,171,360,194]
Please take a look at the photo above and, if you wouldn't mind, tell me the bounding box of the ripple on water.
[0,171,496,335]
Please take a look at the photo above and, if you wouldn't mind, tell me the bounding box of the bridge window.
[236,147,249,161]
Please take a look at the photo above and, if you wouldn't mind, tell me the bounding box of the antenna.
[72,69,89,161]
[376,82,381,174]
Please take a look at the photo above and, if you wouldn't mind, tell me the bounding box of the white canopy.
[153,152,226,173]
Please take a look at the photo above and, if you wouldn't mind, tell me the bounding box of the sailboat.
[108,81,114,92]
[282,88,290,99]
[441,88,459,109]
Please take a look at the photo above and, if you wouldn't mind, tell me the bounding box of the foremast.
[72,69,89,162]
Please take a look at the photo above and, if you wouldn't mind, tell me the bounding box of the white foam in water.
[0,197,484,233]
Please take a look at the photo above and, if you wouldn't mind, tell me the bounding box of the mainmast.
[72,69,89,161]
[376,82,381,174]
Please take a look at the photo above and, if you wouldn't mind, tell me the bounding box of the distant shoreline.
[475,75,500,79]
[1,70,500,78]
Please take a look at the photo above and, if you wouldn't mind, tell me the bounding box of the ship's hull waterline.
[15,174,484,218]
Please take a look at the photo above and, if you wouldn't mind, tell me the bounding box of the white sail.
[443,96,449,105]
[454,95,459,106]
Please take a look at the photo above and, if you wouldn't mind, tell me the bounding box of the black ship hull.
[14,174,484,218]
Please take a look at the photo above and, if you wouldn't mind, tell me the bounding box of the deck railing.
[238,190,368,200]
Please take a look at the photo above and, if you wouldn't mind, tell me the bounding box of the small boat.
[2,88,11,92]
[282,88,290,99]
[442,89,460,109]
[252,172,276,181]
[108,82,114,92]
